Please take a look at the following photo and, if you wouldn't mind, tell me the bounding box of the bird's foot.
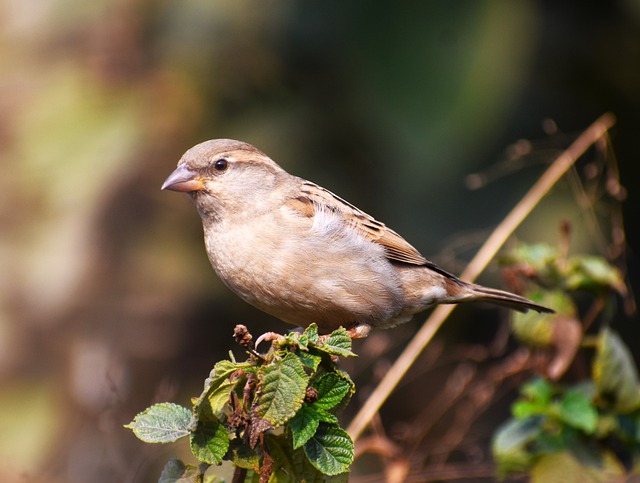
[254,331,285,350]
[345,324,371,339]
[317,324,371,341]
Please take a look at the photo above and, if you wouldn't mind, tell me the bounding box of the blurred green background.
[1,1,638,481]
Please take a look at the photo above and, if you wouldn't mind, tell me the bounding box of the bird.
[162,139,553,338]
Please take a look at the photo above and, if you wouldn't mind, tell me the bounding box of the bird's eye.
[214,158,229,171]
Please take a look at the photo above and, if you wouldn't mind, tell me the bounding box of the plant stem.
[232,467,247,483]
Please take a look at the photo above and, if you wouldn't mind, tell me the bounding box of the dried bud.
[233,324,253,348]
[305,386,319,404]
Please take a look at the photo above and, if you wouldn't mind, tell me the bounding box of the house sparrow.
[162,139,552,337]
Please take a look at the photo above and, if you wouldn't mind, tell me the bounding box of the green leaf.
[158,458,217,483]
[565,255,626,294]
[304,324,320,343]
[296,351,322,371]
[303,423,353,476]
[492,416,542,477]
[210,359,246,383]
[254,352,309,427]
[206,379,236,420]
[290,405,321,449]
[559,391,598,434]
[228,438,260,471]
[512,401,541,419]
[292,446,349,482]
[316,409,339,425]
[317,328,356,357]
[503,243,560,270]
[193,360,250,420]
[535,426,579,454]
[266,432,348,482]
[264,432,296,480]
[125,403,191,443]
[189,403,229,465]
[189,422,228,465]
[510,291,575,347]
[593,328,640,413]
[522,378,553,404]
[313,373,352,410]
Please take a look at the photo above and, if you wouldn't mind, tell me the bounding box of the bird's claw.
[254,331,285,350]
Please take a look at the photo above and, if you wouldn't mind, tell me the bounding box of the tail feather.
[466,283,554,314]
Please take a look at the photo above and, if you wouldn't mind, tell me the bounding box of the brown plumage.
[162,139,553,337]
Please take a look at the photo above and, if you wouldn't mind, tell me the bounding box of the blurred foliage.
[493,244,639,481]
[0,1,638,482]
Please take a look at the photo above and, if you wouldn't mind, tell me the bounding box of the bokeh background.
[1,1,639,482]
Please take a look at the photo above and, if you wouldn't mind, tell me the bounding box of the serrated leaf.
[210,359,245,384]
[125,403,191,443]
[593,328,640,413]
[303,423,353,476]
[559,391,598,434]
[290,405,321,449]
[296,351,321,371]
[228,438,260,471]
[254,352,309,427]
[317,328,355,357]
[206,379,236,420]
[304,324,320,343]
[328,369,356,414]
[194,360,250,418]
[296,334,310,350]
[316,409,338,425]
[266,431,348,482]
[190,420,229,465]
[189,403,229,465]
[313,373,352,410]
[293,446,349,482]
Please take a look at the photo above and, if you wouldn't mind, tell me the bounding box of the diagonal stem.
[347,113,616,442]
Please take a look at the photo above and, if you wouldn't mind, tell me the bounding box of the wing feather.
[293,181,429,266]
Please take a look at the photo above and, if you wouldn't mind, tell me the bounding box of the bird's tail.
[464,283,554,314]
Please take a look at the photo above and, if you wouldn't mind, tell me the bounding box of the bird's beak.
[161,164,204,192]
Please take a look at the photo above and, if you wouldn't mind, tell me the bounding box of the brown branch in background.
[423,348,536,465]
[347,113,617,443]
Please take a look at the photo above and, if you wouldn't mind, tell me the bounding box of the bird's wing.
[286,181,429,266]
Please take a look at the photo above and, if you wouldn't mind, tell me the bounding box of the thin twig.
[347,113,616,442]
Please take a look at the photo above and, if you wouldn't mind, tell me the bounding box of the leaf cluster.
[500,242,626,296]
[493,243,638,481]
[126,324,356,482]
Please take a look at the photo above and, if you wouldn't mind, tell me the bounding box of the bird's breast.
[202,210,406,330]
